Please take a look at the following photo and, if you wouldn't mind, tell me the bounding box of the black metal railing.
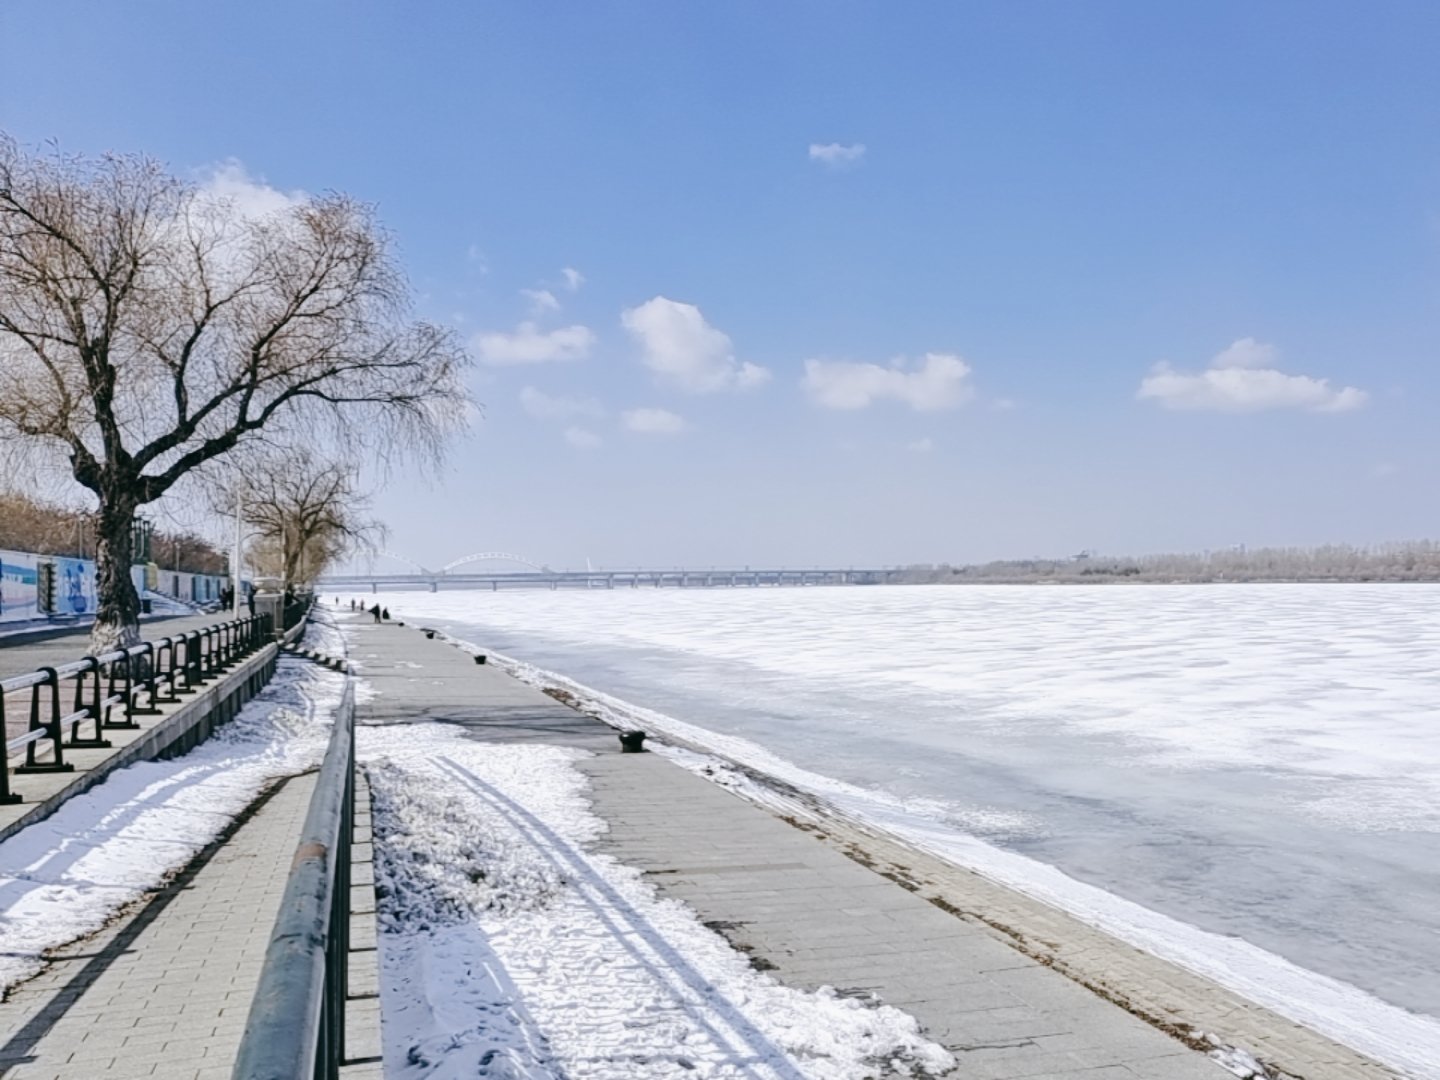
[233,674,354,1080]
[0,613,275,805]
[281,594,313,633]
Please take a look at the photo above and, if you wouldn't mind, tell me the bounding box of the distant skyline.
[3,2,1438,570]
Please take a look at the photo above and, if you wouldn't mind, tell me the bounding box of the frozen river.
[371,584,1440,1069]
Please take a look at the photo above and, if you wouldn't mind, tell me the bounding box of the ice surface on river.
[371,585,1440,1045]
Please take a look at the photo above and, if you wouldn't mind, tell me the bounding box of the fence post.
[0,688,19,804]
[109,647,143,728]
[66,657,111,749]
[17,669,74,775]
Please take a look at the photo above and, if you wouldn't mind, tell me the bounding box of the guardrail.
[0,614,275,805]
[234,671,354,1080]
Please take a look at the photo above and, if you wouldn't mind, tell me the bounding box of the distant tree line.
[0,490,226,575]
[897,542,1440,584]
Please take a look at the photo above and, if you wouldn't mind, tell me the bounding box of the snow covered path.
[362,724,955,1080]
[0,651,344,993]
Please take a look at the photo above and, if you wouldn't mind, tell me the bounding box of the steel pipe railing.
[1,613,274,805]
[233,676,354,1080]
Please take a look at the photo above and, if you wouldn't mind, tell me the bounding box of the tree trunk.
[90,496,141,655]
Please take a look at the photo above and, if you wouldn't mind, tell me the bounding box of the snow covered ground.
[0,630,344,992]
[364,584,1440,1079]
[360,723,954,1080]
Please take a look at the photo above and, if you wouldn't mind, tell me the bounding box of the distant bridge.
[319,562,901,593]
[368,551,547,576]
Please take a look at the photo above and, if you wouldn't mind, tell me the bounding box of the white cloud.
[621,296,770,393]
[1137,338,1367,413]
[519,386,604,421]
[196,161,306,220]
[1210,337,1278,370]
[561,267,585,291]
[472,322,594,366]
[808,142,867,167]
[521,288,560,315]
[564,426,602,449]
[803,353,975,412]
[622,407,686,435]
[906,438,934,454]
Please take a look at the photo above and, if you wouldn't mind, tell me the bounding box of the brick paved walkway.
[0,773,315,1079]
[583,754,1227,1080]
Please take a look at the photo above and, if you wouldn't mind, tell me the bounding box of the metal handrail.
[1,613,275,804]
[233,675,354,1080]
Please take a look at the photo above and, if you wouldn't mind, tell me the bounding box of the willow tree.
[0,135,470,651]
[217,447,385,594]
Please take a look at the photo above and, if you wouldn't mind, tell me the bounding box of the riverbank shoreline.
[408,624,1409,1080]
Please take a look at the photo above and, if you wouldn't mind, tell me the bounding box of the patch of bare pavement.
[351,617,1398,1079]
[0,612,229,680]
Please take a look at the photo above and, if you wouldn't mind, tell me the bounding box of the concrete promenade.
[350,619,1300,1080]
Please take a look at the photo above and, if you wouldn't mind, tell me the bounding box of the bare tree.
[220,448,385,592]
[0,135,470,650]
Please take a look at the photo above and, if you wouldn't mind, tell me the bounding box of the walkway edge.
[730,775,1399,1080]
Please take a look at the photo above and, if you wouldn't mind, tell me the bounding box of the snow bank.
[0,656,344,992]
[361,724,955,1080]
[303,604,349,657]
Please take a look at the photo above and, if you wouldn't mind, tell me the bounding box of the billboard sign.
[0,550,39,624]
[53,557,97,617]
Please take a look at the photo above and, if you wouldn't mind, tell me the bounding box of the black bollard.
[619,730,647,753]
[473,654,487,665]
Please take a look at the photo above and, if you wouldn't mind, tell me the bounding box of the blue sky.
[3,2,1438,569]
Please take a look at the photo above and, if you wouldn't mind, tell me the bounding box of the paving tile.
[0,775,316,1076]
